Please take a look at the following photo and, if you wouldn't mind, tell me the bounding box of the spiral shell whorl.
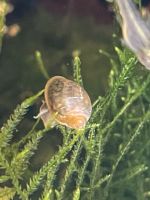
[43,76,92,129]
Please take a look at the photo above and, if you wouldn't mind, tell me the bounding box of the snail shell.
[38,76,92,129]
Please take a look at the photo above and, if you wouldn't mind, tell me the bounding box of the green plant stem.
[0,152,24,199]
[89,133,103,200]
[0,90,44,149]
[12,118,40,150]
[91,57,136,123]
[73,56,83,86]
[58,136,84,200]
[102,74,150,137]
[24,129,85,199]
[41,129,85,200]
[104,108,150,198]
[35,51,49,80]
[89,71,150,199]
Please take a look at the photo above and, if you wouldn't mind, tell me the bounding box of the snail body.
[38,76,92,129]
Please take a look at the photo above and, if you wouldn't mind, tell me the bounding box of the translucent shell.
[39,76,92,129]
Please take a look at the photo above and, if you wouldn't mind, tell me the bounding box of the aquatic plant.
[1,0,150,200]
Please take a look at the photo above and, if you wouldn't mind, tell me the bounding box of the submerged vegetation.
[1,0,150,199]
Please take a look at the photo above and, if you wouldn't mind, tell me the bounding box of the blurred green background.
[0,0,114,122]
[0,0,114,169]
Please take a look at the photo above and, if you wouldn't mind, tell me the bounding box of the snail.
[37,76,92,129]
